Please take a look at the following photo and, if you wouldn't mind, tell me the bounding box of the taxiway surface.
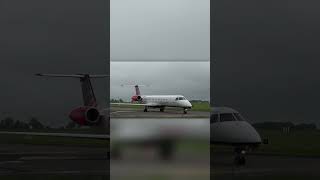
[110,107,210,118]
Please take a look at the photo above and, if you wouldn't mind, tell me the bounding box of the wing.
[0,131,109,139]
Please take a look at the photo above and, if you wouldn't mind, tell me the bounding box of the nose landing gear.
[234,147,246,166]
[183,108,188,114]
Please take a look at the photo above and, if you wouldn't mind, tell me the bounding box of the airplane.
[111,85,193,114]
[0,74,110,140]
[0,73,264,165]
[210,107,265,165]
[111,107,265,164]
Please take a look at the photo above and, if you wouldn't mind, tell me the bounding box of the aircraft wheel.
[234,156,246,166]
[183,109,187,114]
[160,107,165,112]
[234,147,246,166]
[144,107,148,112]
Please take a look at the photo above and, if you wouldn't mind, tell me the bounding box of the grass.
[0,134,109,147]
[256,129,320,156]
[212,175,320,180]
[190,101,210,112]
[176,140,210,153]
[0,128,108,134]
[212,129,320,157]
[3,129,320,156]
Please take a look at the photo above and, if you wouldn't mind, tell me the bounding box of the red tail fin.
[80,75,97,106]
[134,85,141,96]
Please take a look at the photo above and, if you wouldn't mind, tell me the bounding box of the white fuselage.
[210,107,262,145]
[140,95,192,109]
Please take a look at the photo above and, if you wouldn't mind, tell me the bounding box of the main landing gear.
[183,108,188,114]
[160,107,165,112]
[144,107,148,112]
[234,147,246,166]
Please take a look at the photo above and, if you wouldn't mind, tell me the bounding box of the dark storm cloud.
[211,0,320,125]
[2,0,320,127]
[0,0,109,127]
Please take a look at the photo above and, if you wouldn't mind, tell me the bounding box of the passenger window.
[210,114,219,124]
[175,97,178,100]
[220,113,236,122]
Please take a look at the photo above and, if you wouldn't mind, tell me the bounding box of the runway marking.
[0,161,23,165]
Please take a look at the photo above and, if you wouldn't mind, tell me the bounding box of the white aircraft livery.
[0,73,266,166]
[210,107,264,165]
[112,85,193,114]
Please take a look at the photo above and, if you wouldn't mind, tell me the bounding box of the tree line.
[252,121,317,130]
[0,117,83,130]
[0,117,45,129]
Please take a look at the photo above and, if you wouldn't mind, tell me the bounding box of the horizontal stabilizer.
[36,73,109,78]
[36,73,108,106]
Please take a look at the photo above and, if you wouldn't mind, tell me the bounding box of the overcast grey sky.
[111,62,210,101]
[1,0,320,127]
[110,0,210,103]
[110,0,210,61]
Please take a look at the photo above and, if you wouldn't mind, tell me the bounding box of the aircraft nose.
[211,121,262,144]
[187,101,192,108]
[241,121,262,144]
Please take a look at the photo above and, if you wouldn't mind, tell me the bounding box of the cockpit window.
[177,97,185,100]
[175,97,178,101]
[220,113,236,122]
[234,113,245,121]
[210,114,218,124]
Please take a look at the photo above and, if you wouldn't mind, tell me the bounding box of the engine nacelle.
[131,95,142,102]
[69,106,101,125]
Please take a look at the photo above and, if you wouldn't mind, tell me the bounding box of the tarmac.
[211,151,320,179]
[110,107,210,118]
[0,144,320,179]
[0,144,109,176]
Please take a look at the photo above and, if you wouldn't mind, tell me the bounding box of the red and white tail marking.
[134,85,141,95]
